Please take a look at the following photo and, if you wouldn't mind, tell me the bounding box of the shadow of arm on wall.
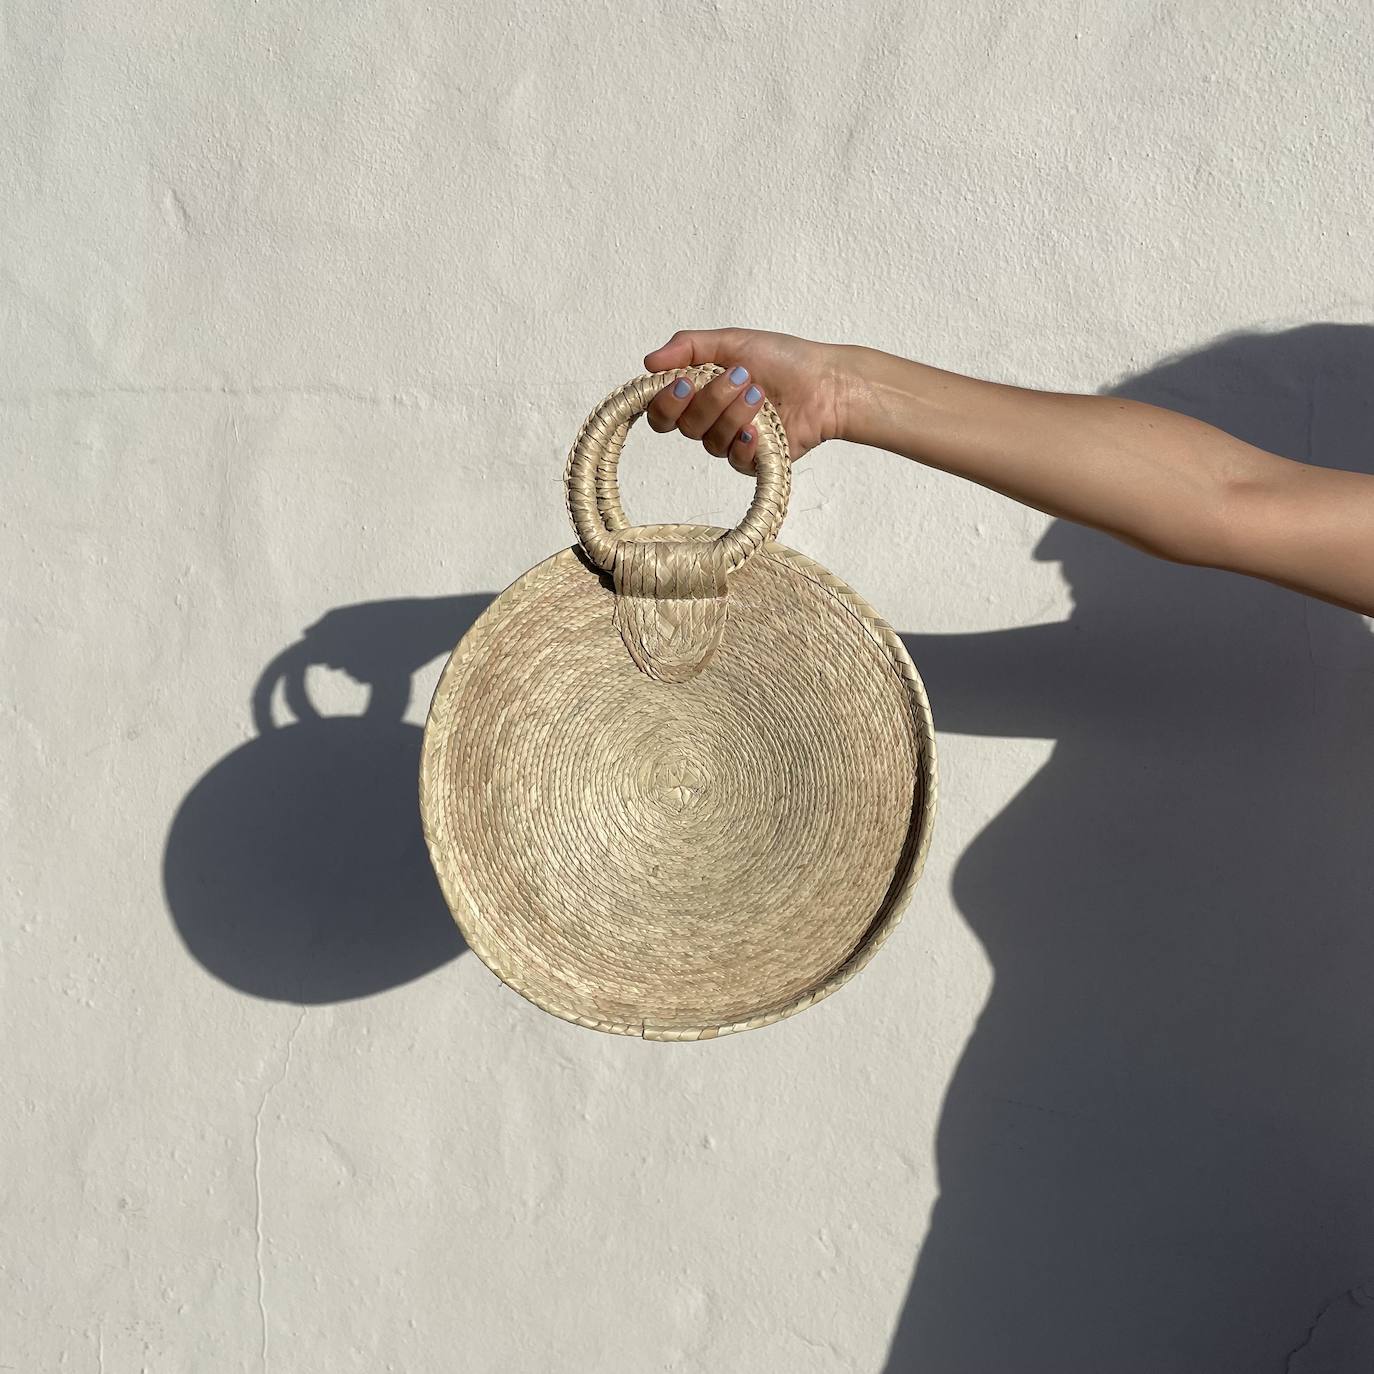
[900,622,1125,740]
[882,323,1374,1373]
[162,595,492,1005]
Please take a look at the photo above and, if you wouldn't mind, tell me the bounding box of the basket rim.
[419,524,938,1041]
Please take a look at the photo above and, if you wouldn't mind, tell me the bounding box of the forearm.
[833,343,1286,568]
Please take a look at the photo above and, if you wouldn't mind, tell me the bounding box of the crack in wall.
[252,1009,307,1374]
[1302,598,1319,716]
[1285,1279,1374,1372]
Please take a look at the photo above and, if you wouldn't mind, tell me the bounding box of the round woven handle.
[566,363,791,573]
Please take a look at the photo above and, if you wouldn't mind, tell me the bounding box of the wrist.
[831,343,933,453]
[827,342,874,447]
[835,344,998,465]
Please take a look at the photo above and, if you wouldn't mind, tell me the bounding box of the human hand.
[642,327,849,475]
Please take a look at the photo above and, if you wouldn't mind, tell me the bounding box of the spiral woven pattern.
[420,525,937,1040]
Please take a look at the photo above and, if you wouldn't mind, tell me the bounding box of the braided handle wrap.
[564,365,793,683]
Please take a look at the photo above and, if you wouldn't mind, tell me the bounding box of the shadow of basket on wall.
[162,595,492,1004]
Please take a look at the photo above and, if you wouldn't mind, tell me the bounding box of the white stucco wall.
[4,3,1374,1370]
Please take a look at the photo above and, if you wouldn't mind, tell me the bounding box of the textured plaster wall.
[3,3,1374,1371]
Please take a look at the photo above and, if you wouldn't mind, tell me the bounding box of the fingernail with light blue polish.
[673,379,691,398]
[729,366,748,385]
[744,385,761,405]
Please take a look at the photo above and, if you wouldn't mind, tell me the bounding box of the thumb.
[642,328,735,373]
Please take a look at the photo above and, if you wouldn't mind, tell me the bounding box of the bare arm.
[642,328,1374,616]
[835,343,1374,616]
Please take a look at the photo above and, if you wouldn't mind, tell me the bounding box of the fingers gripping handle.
[563,366,792,683]
[565,364,792,569]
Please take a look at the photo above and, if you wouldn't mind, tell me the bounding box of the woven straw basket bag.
[420,363,937,1040]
